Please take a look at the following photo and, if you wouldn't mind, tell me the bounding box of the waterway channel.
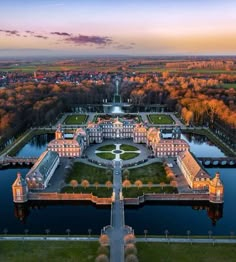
[0,133,235,235]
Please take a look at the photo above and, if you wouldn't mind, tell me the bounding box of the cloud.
[51,31,71,36]
[34,35,48,40]
[65,35,113,46]
[0,29,20,36]
[113,44,134,50]
[25,30,34,34]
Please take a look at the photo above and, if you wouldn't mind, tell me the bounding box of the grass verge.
[0,241,99,262]
[136,242,236,262]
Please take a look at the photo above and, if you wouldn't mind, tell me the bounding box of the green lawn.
[61,186,113,197]
[136,242,236,262]
[96,152,115,160]
[120,152,139,160]
[65,162,112,184]
[97,144,116,151]
[120,144,139,151]
[125,163,170,184]
[0,241,99,262]
[122,187,177,197]
[148,114,174,124]
[63,115,88,125]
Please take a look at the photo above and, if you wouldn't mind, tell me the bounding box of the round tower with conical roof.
[209,172,224,203]
[12,173,28,203]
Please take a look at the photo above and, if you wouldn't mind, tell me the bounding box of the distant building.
[25,150,59,190]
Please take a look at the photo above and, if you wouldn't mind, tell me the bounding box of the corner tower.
[12,173,28,203]
[209,172,224,203]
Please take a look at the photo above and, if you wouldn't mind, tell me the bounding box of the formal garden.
[95,144,140,161]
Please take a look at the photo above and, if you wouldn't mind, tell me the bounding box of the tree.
[125,244,137,257]
[125,254,139,262]
[81,179,89,189]
[124,233,135,244]
[95,254,109,262]
[99,234,109,246]
[160,182,166,190]
[70,179,78,192]
[105,181,112,190]
[135,180,143,189]
[94,181,99,189]
[123,179,131,190]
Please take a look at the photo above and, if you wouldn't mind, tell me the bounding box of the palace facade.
[47,118,188,158]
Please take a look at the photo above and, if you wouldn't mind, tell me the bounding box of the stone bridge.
[0,156,37,167]
[197,157,236,167]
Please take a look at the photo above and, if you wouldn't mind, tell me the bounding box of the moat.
[0,132,235,235]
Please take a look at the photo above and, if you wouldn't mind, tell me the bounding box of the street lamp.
[88,228,92,238]
[144,229,148,240]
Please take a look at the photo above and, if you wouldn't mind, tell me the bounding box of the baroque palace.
[47,117,189,158]
[13,116,223,204]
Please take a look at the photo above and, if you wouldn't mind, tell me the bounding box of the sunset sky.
[0,0,236,56]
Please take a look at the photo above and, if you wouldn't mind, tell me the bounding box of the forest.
[0,58,236,149]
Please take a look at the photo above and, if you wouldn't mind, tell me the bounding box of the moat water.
[0,133,235,235]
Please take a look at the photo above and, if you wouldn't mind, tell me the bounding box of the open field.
[122,186,177,197]
[65,162,112,184]
[61,186,113,197]
[63,115,88,125]
[125,163,170,184]
[136,242,236,262]
[148,114,174,124]
[0,241,99,262]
